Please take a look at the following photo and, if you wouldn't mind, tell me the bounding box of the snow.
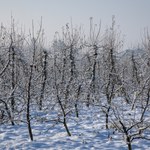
[0,105,150,150]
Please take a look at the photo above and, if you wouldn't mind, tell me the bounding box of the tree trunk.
[75,103,79,118]
[126,136,132,150]
[63,116,71,136]
[75,84,81,118]
[26,65,34,141]
[106,106,110,129]
[39,51,47,110]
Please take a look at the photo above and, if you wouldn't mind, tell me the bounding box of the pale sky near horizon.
[0,0,150,49]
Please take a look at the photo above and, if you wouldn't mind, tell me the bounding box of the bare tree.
[25,19,43,141]
[110,85,150,150]
[101,16,122,129]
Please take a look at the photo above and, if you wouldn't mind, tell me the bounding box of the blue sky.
[0,0,150,49]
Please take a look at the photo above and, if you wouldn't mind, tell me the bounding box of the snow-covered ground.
[0,104,150,150]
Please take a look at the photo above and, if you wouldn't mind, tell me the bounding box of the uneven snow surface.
[0,106,150,150]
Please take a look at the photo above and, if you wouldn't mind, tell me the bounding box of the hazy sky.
[0,0,150,49]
